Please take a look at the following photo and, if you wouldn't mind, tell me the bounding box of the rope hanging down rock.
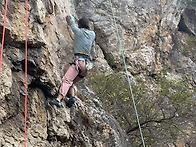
[70,0,146,146]
[0,1,29,146]
[108,0,146,146]
[0,0,8,74]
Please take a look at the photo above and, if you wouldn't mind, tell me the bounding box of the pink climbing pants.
[59,60,87,98]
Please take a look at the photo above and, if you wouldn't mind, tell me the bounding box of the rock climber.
[49,15,95,108]
[49,15,96,108]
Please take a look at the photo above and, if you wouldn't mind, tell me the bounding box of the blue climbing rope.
[70,0,146,146]
[108,0,146,146]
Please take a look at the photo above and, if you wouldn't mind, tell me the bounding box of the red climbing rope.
[0,0,8,73]
[24,0,28,146]
[0,0,28,146]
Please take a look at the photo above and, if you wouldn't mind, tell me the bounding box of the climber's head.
[78,17,90,29]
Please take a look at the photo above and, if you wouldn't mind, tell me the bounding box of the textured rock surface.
[179,5,196,35]
[0,0,129,146]
[75,0,187,74]
[0,0,195,146]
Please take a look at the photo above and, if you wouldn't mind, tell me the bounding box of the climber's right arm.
[66,15,80,34]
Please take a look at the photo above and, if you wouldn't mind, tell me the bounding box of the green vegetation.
[87,71,196,146]
[187,0,196,6]
[105,53,117,69]
[104,53,123,71]
[182,35,196,57]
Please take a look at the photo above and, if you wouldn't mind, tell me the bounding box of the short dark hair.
[78,17,89,29]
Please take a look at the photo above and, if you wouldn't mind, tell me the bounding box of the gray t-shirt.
[69,17,95,56]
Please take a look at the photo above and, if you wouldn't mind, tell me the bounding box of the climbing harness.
[72,53,91,78]
[108,0,146,146]
[72,53,94,70]
[0,0,8,74]
[0,0,145,146]
[70,0,145,145]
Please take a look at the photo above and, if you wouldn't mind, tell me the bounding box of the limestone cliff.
[0,0,195,146]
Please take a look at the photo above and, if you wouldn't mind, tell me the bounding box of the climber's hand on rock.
[66,15,71,24]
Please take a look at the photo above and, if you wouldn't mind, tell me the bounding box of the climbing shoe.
[49,99,62,107]
[66,97,75,108]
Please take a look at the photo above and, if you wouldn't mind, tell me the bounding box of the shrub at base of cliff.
[187,0,196,6]
[182,35,196,60]
[87,71,196,146]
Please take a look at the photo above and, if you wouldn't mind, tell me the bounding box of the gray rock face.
[0,0,195,146]
[179,5,196,35]
[0,0,130,146]
[171,31,196,84]
[76,0,187,74]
